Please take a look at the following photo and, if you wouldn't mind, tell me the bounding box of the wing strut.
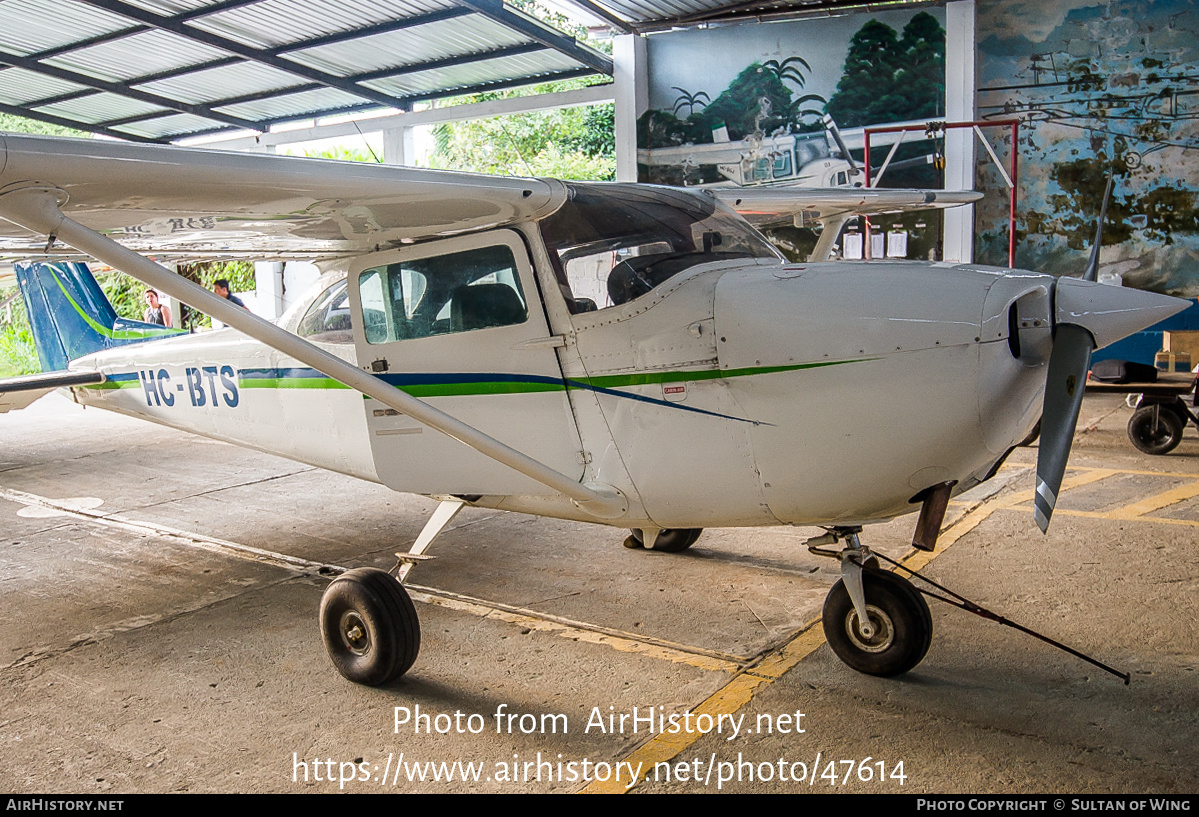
[0,186,627,519]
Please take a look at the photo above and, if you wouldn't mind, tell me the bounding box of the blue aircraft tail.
[16,261,183,371]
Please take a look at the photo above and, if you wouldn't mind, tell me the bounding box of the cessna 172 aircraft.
[0,133,1187,686]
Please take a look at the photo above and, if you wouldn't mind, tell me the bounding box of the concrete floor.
[0,392,1196,793]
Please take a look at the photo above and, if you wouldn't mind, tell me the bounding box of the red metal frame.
[863,119,1020,267]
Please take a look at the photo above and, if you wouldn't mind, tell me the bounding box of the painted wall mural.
[637,9,947,184]
[976,0,1199,296]
[637,9,948,260]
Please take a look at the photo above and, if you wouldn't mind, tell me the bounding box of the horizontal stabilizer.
[0,370,103,413]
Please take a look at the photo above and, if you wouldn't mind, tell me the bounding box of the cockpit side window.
[358,244,527,344]
[297,278,354,344]
[539,183,780,314]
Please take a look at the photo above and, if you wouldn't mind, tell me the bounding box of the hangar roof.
[0,0,613,143]
[551,0,932,34]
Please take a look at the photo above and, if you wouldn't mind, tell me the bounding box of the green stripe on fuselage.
[575,358,871,390]
[93,358,871,398]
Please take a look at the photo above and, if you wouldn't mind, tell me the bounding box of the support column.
[614,33,648,182]
[383,126,415,166]
[161,264,181,330]
[254,261,285,319]
[943,0,977,263]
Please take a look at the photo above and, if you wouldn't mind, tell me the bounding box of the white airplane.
[638,116,938,190]
[0,134,1186,686]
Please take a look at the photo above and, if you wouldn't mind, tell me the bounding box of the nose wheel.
[822,569,932,677]
[806,526,933,677]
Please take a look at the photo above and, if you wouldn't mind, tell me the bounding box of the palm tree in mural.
[786,93,827,126]
[761,57,813,90]
[671,87,711,117]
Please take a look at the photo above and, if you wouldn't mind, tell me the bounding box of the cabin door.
[349,230,585,495]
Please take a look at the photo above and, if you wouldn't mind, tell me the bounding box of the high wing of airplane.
[0,133,1187,686]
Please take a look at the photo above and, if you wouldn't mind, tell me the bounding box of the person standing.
[213,278,246,309]
[143,289,172,327]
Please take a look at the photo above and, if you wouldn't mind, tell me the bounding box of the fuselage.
[65,237,1050,532]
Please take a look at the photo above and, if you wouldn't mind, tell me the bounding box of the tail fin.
[15,261,182,371]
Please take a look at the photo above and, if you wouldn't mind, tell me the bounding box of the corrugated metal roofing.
[558,0,930,33]
[0,0,613,142]
[284,16,531,77]
[41,30,230,83]
[0,67,87,104]
[35,91,166,122]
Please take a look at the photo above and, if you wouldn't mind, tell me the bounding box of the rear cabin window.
[297,278,353,344]
[358,244,527,344]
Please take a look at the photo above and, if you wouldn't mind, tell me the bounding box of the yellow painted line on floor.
[579,627,814,794]
[1106,480,1199,519]
[580,475,1035,794]
[409,587,743,673]
[997,470,1199,523]
[997,505,1199,528]
[1078,465,1199,479]
[1000,468,1121,508]
[0,486,745,674]
[580,461,1165,793]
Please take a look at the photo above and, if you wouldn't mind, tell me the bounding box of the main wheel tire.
[822,570,932,677]
[625,528,703,553]
[1128,406,1184,455]
[320,568,420,686]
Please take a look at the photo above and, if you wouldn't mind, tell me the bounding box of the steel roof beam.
[14,56,244,121]
[21,24,149,60]
[396,67,602,105]
[352,42,547,83]
[72,0,419,111]
[95,44,582,129]
[174,0,271,22]
[180,75,610,142]
[14,88,97,108]
[453,0,612,76]
[0,101,162,142]
[554,0,637,34]
[271,7,477,55]
[0,51,259,131]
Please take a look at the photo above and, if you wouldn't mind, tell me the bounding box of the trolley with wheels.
[1085,372,1198,455]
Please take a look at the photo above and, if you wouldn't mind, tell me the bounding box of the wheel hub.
[339,610,371,655]
[846,606,894,653]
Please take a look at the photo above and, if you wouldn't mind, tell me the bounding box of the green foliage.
[283,144,381,163]
[429,87,615,180]
[639,58,825,149]
[825,12,945,128]
[0,113,85,138]
[176,261,257,329]
[0,323,39,377]
[697,63,800,140]
[94,270,150,321]
[0,293,39,377]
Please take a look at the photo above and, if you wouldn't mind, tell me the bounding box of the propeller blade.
[1083,173,1114,283]
[1035,323,1093,533]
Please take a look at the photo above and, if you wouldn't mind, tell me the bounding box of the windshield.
[539,183,780,313]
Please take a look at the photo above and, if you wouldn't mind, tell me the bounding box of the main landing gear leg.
[806,527,932,677]
[319,498,465,685]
